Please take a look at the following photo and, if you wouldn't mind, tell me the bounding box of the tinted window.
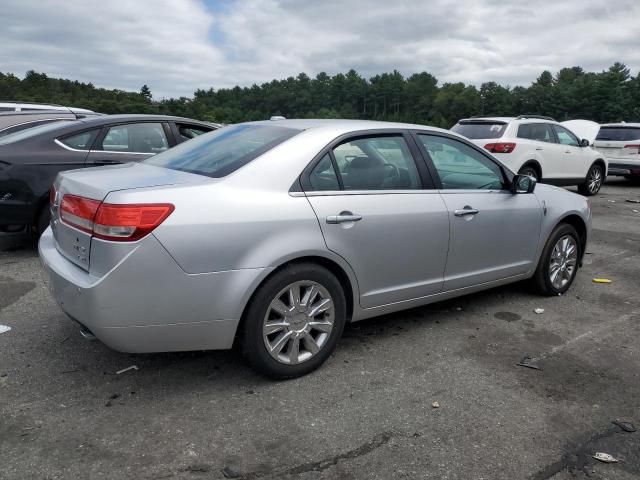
[451,122,507,139]
[553,125,579,146]
[101,123,168,153]
[0,107,15,112]
[309,154,340,191]
[176,123,213,141]
[596,127,640,142]
[419,135,504,190]
[332,136,421,190]
[144,124,299,178]
[517,123,555,143]
[59,130,99,150]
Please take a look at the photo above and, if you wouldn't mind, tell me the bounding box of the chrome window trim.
[90,149,157,156]
[54,138,90,152]
[301,189,441,197]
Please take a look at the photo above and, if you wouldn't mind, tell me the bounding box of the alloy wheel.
[548,235,578,289]
[588,167,602,194]
[263,281,335,365]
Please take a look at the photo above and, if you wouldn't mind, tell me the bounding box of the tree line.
[1,63,638,128]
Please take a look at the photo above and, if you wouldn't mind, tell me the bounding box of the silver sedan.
[39,119,591,378]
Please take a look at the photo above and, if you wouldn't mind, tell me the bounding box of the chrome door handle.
[536,147,543,151]
[565,150,571,154]
[454,208,479,217]
[326,213,363,224]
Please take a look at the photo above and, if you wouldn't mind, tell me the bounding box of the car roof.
[246,118,453,136]
[600,122,640,128]
[74,114,213,126]
[459,117,556,124]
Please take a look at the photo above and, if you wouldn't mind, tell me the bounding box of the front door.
[553,124,588,179]
[415,133,543,291]
[303,133,450,309]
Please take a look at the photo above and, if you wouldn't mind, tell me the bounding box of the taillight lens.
[624,144,640,154]
[59,194,174,241]
[49,185,57,205]
[484,142,516,154]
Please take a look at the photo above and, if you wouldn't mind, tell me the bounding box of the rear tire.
[578,164,603,196]
[531,224,581,296]
[240,263,346,379]
[518,165,539,181]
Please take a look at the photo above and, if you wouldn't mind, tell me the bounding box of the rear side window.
[309,154,340,191]
[144,124,299,178]
[596,127,640,142]
[59,130,99,150]
[451,122,507,139]
[332,136,421,190]
[176,123,214,142]
[101,123,168,153]
[517,123,555,143]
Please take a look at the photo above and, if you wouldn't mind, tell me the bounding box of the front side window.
[331,136,421,190]
[418,134,504,190]
[517,123,555,143]
[144,124,299,178]
[553,125,579,146]
[58,129,99,150]
[176,123,214,141]
[101,123,168,153]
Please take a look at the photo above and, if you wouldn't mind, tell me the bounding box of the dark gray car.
[0,114,217,233]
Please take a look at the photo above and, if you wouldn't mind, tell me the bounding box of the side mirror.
[511,174,536,194]
[580,138,590,147]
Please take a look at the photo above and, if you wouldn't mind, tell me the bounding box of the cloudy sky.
[3,0,639,98]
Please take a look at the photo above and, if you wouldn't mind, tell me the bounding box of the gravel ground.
[1,178,639,480]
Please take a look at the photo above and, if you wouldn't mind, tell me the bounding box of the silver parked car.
[39,119,591,378]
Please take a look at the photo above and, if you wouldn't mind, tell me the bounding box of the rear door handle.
[454,207,479,217]
[326,213,363,224]
[536,147,543,151]
[565,150,572,154]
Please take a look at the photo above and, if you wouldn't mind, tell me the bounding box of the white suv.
[451,116,608,195]
[592,123,640,183]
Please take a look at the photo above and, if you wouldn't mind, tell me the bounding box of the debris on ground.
[0,325,11,334]
[593,452,618,463]
[116,365,138,375]
[612,420,636,433]
[516,356,542,370]
[431,401,440,408]
[221,466,241,478]
[105,393,121,407]
[534,308,545,314]
[592,278,612,284]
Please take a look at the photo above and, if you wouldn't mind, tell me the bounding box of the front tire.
[578,164,603,196]
[240,263,346,379]
[531,224,581,296]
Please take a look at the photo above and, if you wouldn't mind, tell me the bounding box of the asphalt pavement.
[1,178,639,480]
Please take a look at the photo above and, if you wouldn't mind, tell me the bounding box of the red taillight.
[484,142,516,154]
[59,194,174,242]
[624,144,640,153]
[49,185,57,205]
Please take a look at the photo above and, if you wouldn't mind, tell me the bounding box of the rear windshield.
[144,124,299,177]
[596,127,640,142]
[451,121,507,139]
[0,121,74,145]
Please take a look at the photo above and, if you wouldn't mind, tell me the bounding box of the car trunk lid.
[51,162,208,271]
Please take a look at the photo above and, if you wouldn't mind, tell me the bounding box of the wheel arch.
[236,254,358,344]
[591,158,607,177]
[556,213,588,265]
[519,160,542,179]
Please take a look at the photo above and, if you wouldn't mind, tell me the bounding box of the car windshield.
[596,127,640,142]
[144,124,300,177]
[451,121,507,139]
[0,121,74,145]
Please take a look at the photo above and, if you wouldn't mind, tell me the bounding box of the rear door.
[302,131,450,308]
[414,132,542,291]
[516,123,564,178]
[552,124,587,178]
[86,122,172,166]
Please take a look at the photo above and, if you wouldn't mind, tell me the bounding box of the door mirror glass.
[511,174,536,194]
[580,138,590,147]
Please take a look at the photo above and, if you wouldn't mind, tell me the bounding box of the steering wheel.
[383,163,399,178]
